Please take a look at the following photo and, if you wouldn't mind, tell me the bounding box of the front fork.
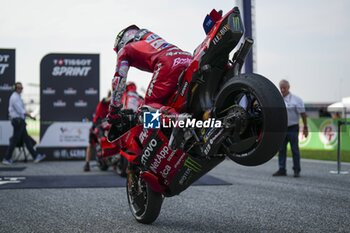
[127,164,140,196]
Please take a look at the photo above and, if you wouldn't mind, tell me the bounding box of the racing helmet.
[126,81,137,92]
[114,25,140,52]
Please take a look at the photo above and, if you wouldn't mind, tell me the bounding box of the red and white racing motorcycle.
[104,7,287,224]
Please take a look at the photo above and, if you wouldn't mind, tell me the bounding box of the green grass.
[26,119,40,137]
[287,149,350,163]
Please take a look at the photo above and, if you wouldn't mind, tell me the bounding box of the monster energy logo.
[232,16,241,31]
[183,157,201,173]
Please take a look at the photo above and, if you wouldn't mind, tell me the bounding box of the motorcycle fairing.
[103,125,144,163]
[140,128,190,188]
[168,7,244,116]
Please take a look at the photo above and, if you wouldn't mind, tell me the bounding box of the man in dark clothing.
[2,82,46,165]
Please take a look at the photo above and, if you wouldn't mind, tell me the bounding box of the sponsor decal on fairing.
[212,24,230,45]
[149,145,170,173]
[141,138,158,166]
[179,157,202,185]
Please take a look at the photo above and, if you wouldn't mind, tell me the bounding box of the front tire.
[215,73,287,166]
[126,170,163,224]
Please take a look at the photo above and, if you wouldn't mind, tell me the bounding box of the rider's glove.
[107,105,122,125]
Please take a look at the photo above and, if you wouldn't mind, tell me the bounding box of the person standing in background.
[83,90,111,171]
[273,79,308,177]
[2,82,46,165]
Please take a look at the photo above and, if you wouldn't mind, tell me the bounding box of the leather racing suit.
[110,29,192,111]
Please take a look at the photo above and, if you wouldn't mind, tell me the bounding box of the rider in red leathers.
[107,25,192,135]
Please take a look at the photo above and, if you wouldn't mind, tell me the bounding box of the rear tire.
[215,73,287,166]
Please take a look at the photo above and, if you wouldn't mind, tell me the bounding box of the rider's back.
[118,30,186,72]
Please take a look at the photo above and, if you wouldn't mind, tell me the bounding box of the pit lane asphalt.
[1,158,349,233]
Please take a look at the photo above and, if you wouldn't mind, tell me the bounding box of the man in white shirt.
[273,79,308,177]
[2,82,46,165]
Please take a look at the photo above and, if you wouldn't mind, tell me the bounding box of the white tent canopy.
[327,97,350,117]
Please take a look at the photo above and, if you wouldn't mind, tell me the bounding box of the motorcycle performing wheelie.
[104,7,287,224]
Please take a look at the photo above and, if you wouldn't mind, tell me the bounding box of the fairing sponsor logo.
[179,168,191,185]
[52,59,92,77]
[141,138,158,165]
[0,54,10,75]
[212,24,230,45]
[174,152,187,169]
[179,157,202,185]
[209,128,224,144]
[160,165,171,179]
[139,129,149,144]
[149,145,170,173]
[166,149,177,162]
[183,157,201,173]
[204,128,224,155]
[204,143,211,155]
[231,16,241,32]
